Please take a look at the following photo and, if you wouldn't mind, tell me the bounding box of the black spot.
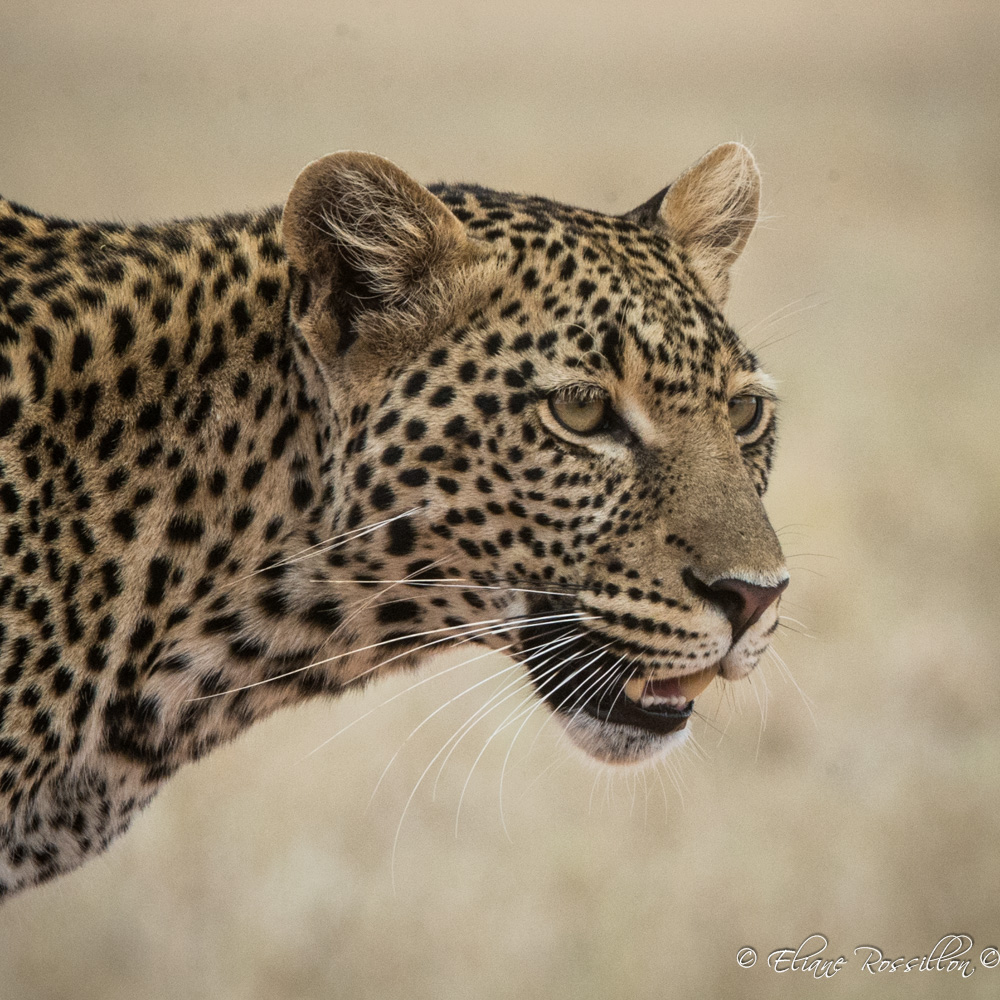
[145,558,171,606]
[429,386,455,407]
[371,483,395,510]
[270,414,299,459]
[376,599,420,625]
[387,518,417,556]
[252,332,275,361]
[403,372,427,397]
[206,542,231,570]
[112,308,136,355]
[258,587,290,617]
[255,278,281,307]
[230,298,252,336]
[117,366,138,399]
[397,468,429,487]
[97,420,124,461]
[111,510,136,541]
[0,483,19,514]
[443,415,466,438]
[52,667,73,696]
[166,515,204,544]
[291,478,314,511]
[473,394,501,417]
[221,423,240,453]
[0,395,22,437]
[137,403,162,432]
[174,472,199,505]
[129,618,156,651]
[232,506,254,532]
[151,337,170,368]
[241,461,266,491]
[375,410,400,434]
[354,463,372,490]
[301,599,342,631]
[202,613,242,636]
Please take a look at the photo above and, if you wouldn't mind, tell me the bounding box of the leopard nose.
[682,570,788,643]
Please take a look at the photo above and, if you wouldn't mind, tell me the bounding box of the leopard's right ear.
[282,152,480,361]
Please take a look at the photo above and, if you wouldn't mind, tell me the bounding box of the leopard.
[0,142,788,899]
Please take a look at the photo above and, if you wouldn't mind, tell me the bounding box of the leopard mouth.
[577,665,720,736]
[516,616,723,745]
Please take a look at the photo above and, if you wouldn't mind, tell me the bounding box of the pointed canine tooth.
[624,677,647,703]
[677,665,720,700]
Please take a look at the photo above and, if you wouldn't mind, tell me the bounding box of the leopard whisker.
[186,611,594,702]
[764,645,816,725]
[309,578,574,600]
[429,629,586,800]
[498,652,624,838]
[301,641,519,761]
[387,631,581,885]
[456,641,615,838]
[330,557,449,639]
[245,507,423,580]
[366,626,578,808]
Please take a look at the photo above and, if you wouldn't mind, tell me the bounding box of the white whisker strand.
[428,627,588,781]
[186,610,596,702]
[496,650,622,839]
[301,641,517,761]
[332,557,450,637]
[588,769,603,815]
[430,633,584,800]
[515,744,571,805]
[242,507,422,580]
[309,578,575,600]
[371,626,579,809]
[458,642,615,838]
[653,763,671,823]
[387,630,582,886]
[765,646,817,726]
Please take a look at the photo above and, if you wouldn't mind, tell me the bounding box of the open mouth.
[577,665,720,736]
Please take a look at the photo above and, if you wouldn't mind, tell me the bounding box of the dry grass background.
[1,1,998,997]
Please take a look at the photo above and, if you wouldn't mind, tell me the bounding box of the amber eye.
[728,395,763,436]
[549,393,609,435]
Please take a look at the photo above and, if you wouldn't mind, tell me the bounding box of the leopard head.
[281,144,787,765]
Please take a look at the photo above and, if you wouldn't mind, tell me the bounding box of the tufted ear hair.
[626,142,760,304]
[282,152,480,359]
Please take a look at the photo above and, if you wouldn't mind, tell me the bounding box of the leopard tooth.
[624,677,647,704]
[677,665,720,700]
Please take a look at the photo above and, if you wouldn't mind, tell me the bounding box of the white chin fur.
[559,712,690,767]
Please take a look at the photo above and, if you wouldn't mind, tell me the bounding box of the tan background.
[1,1,998,997]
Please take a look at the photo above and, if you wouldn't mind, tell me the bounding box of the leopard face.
[283,144,787,766]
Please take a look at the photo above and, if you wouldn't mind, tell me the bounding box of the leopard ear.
[626,142,760,304]
[282,152,477,357]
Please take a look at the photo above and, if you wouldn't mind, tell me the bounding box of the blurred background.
[1,1,997,997]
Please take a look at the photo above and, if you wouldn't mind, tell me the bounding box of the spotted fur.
[0,143,787,898]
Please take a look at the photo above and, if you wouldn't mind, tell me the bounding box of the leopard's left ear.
[282,151,481,361]
[626,142,760,304]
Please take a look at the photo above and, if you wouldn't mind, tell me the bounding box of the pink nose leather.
[683,570,788,642]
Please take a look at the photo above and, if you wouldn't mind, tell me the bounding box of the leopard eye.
[728,395,762,436]
[549,393,609,435]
